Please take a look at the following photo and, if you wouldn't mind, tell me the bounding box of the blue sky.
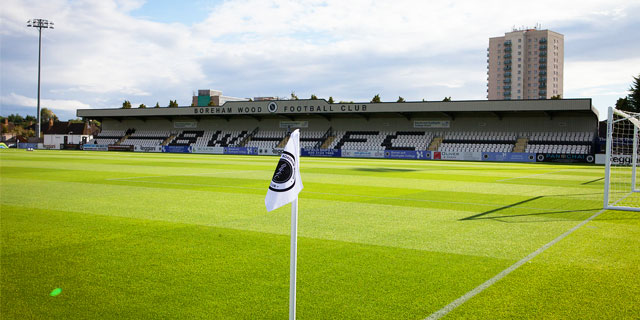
[1,0,639,121]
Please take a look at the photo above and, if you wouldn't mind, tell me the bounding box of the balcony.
[504,72,512,77]
[539,38,547,43]
[539,83,547,89]
[504,92,511,97]
[504,47,512,53]
[539,58,547,63]
[504,60,512,65]
[504,53,511,58]
[503,66,511,71]
[503,85,511,90]
[539,64,547,69]
[539,70,547,75]
[539,77,547,82]
[504,40,512,46]
[539,51,547,56]
[539,45,547,50]
[503,79,511,83]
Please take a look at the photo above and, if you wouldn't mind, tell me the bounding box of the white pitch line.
[424,207,608,320]
[496,169,570,182]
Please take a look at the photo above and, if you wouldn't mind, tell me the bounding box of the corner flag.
[265,129,303,212]
[265,129,303,320]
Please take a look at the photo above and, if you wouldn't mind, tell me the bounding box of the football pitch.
[1,149,639,319]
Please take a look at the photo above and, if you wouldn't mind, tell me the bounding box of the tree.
[154,102,160,108]
[168,100,179,108]
[397,96,405,103]
[550,95,562,100]
[8,114,25,124]
[629,74,640,112]
[442,97,452,102]
[290,92,299,100]
[139,103,147,108]
[371,94,381,103]
[40,108,58,123]
[208,99,216,106]
[616,97,631,112]
[122,100,132,109]
[328,96,334,104]
[310,94,318,100]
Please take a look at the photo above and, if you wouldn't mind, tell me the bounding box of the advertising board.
[413,120,450,129]
[279,121,309,128]
[301,148,341,157]
[192,146,225,154]
[595,154,627,165]
[481,152,536,162]
[174,121,197,129]
[383,150,429,160]
[82,144,109,151]
[224,147,258,155]
[536,153,595,163]
[162,146,192,153]
[134,145,162,152]
[341,150,385,158]
[108,145,134,151]
[432,151,482,161]
[257,148,283,156]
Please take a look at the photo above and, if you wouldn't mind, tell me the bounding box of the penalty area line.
[424,207,608,320]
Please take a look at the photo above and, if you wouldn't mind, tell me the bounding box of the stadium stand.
[121,130,172,147]
[93,129,128,145]
[91,127,596,154]
[80,98,599,157]
[207,130,249,147]
[245,130,286,149]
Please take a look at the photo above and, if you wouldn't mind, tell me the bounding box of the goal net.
[604,107,640,211]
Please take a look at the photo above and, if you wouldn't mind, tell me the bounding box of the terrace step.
[428,137,443,151]
[513,137,528,152]
[321,136,336,149]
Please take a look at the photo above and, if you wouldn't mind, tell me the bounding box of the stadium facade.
[74,98,599,163]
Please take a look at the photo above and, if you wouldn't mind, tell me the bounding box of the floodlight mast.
[27,19,54,139]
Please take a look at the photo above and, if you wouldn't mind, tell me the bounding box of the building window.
[518,39,522,43]
[518,58,521,62]
[518,76,521,80]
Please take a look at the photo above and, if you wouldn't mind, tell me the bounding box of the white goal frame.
[604,106,640,211]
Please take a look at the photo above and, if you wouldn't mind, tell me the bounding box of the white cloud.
[1,92,90,111]
[1,0,639,118]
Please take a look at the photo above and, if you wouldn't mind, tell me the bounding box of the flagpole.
[289,198,298,320]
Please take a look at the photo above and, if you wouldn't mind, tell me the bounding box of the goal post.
[604,106,640,211]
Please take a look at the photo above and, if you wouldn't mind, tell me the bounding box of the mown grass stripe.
[425,207,608,320]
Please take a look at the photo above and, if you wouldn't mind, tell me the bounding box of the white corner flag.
[265,129,303,212]
[265,129,303,320]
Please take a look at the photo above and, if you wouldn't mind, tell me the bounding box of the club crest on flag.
[265,129,303,212]
[270,151,296,192]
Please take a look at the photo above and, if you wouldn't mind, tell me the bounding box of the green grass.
[1,149,638,319]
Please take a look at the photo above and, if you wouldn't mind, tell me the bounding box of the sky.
[1,0,639,121]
